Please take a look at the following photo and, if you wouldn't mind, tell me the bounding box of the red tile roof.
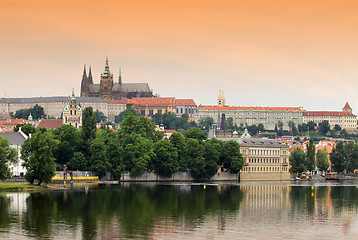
[303,111,356,117]
[37,119,63,129]
[198,106,303,112]
[2,119,27,125]
[165,129,177,133]
[174,99,196,106]
[343,102,352,110]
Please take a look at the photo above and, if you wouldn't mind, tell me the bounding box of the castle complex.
[80,58,153,100]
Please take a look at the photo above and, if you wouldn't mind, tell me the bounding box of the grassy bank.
[0,182,48,191]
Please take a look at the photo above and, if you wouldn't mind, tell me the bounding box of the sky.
[1,0,358,112]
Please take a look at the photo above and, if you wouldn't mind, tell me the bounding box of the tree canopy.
[0,136,17,180]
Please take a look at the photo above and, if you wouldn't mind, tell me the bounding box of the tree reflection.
[18,184,243,239]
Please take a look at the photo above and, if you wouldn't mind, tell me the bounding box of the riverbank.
[0,182,48,191]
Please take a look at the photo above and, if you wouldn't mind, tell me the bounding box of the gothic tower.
[100,57,114,100]
[118,67,122,85]
[80,64,89,97]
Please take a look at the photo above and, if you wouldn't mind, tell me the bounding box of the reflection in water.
[1,183,358,239]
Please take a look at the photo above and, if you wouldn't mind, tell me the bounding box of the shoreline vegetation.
[0,182,48,191]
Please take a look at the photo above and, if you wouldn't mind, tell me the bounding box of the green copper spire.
[70,88,77,104]
[101,57,113,77]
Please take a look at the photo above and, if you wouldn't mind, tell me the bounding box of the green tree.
[169,132,187,170]
[52,124,82,168]
[307,121,317,132]
[257,123,265,133]
[221,140,244,173]
[89,138,108,178]
[227,117,234,130]
[247,124,258,135]
[289,148,306,174]
[106,134,124,180]
[21,131,58,185]
[184,128,207,141]
[14,104,46,120]
[152,140,179,178]
[186,138,206,180]
[340,129,349,138]
[69,152,87,171]
[0,136,17,180]
[203,138,222,178]
[345,142,358,173]
[330,141,347,173]
[121,134,153,177]
[198,117,214,130]
[334,124,342,131]
[288,121,298,135]
[81,107,97,159]
[316,148,330,172]
[115,108,138,124]
[13,123,36,136]
[277,121,284,136]
[319,120,330,135]
[95,110,107,123]
[306,138,316,172]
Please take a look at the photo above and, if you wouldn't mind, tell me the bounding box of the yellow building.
[216,136,291,181]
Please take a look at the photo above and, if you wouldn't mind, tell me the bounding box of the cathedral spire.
[82,64,87,79]
[88,65,93,84]
[118,67,122,85]
[102,57,112,77]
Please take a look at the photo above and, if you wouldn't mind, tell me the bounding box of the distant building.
[0,129,28,177]
[37,119,63,129]
[62,90,82,129]
[80,58,154,100]
[122,97,197,118]
[216,137,291,181]
[303,102,357,132]
[195,91,303,131]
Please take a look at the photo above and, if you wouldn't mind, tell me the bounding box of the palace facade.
[303,102,357,132]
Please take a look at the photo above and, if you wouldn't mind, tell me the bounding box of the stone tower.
[100,57,114,100]
[218,90,226,107]
[63,89,82,129]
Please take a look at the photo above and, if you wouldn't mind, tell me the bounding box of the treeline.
[11,104,46,120]
[18,107,244,184]
[290,139,358,174]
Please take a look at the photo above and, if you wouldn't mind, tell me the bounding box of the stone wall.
[240,172,291,181]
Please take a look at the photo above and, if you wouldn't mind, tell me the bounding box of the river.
[1,181,358,239]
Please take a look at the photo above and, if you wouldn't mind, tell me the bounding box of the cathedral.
[80,58,154,100]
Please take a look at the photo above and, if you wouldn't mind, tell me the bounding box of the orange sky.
[1,0,358,112]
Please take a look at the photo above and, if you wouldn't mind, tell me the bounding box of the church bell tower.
[100,57,114,100]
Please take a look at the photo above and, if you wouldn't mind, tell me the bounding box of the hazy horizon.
[2,0,358,113]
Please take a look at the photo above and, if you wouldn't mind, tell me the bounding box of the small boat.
[325,172,340,181]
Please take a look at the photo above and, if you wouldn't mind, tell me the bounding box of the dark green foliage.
[221,141,244,174]
[0,136,17,180]
[198,117,214,130]
[257,123,265,132]
[307,121,317,131]
[306,138,316,172]
[330,141,347,173]
[247,124,258,135]
[90,138,108,178]
[21,131,58,185]
[13,104,46,120]
[69,152,87,171]
[95,110,107,123]
[13,123,36,136]
[115,108,138,124]
[288,121,298,134]
[169,132,187,170]
[119,113,163,142]
[184,128,206,141]
[152,140,179,178]
[153,112,196,131]
[121,134,153,177]
[289,148,307,174]
[186,138,206,180]
[316,148,330,172]
[334,124,342,131]
[82,107,96,159]
[319,120,330,135]
[52,124,81,167]
[203,139,222,178]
